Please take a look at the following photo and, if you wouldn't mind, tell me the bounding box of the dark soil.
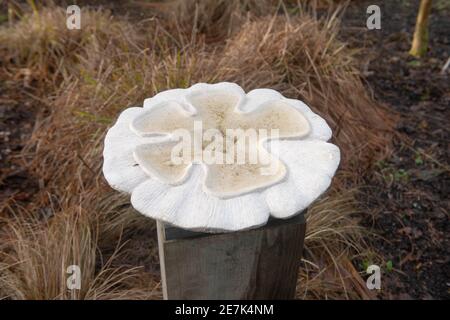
[0,76,39,212]
[341,0,449,299]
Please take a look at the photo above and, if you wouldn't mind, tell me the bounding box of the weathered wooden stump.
[157,212,306,300]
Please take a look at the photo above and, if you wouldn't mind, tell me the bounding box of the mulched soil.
[0,77,39,211]
[341,0,449,299]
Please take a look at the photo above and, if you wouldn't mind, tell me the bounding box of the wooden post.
[157,213,306,300]
[409,0,433,57]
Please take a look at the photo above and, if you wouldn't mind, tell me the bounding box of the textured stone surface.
[103,82,340,232]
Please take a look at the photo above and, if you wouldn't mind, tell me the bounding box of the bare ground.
[341,0,449,299]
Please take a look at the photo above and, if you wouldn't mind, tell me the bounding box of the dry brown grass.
[0,7,139,86]
[0,194,160,300]
[0,2,394,299]
[160,0,278,41]
[298,189,376,299]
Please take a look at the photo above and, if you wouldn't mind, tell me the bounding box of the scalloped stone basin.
[102,82,340,232]
[130,90,310,198]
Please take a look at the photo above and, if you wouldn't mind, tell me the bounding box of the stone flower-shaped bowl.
[103,82,340,232]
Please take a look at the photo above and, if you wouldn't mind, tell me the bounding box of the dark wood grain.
[157,213,306,299]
